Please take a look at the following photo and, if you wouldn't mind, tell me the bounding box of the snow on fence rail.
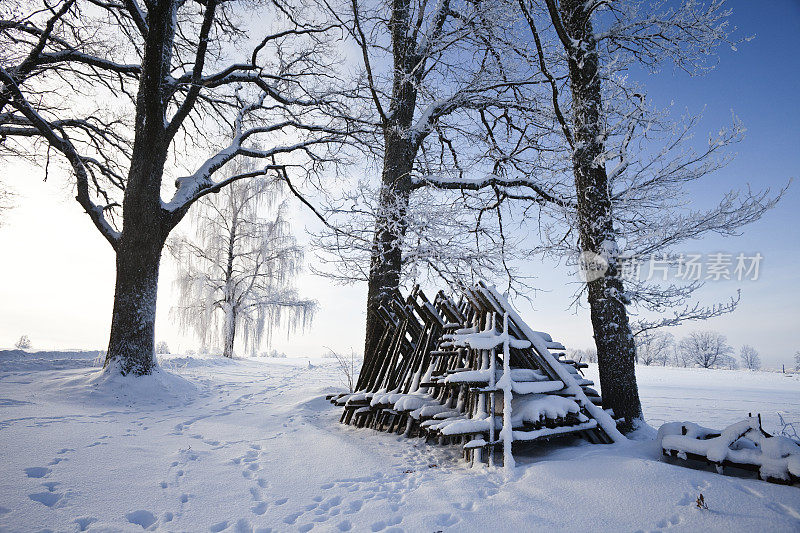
[328,282,624,468]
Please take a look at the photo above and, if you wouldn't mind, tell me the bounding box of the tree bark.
[559,0,643,427]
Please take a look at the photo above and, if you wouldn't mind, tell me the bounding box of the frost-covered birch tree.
[1,0,346,374]
[170,168,315,359]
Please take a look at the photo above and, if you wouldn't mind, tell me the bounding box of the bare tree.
[0,179,13,227]
[567,347,597,364]
[636,331,673,366]
[155,341,170,355]
[678,331,733,369]
[170,167,315,359]
[326,347,361,393]
[1,0,346,374]
[14,335,31,350]
[450,0,785,426]
[314,0,548,362]
[739,344,761,371]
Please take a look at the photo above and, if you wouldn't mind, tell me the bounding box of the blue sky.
[0,0,797,367]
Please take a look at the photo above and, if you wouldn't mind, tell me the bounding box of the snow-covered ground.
[1,351,799,533]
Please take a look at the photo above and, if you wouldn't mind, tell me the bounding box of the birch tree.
[170,170,314,359]
[1,0,346,374]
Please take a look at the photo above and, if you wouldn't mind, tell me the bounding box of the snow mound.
[34,362,201,409]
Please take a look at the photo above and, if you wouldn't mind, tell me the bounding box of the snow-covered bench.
[658,416,800,484]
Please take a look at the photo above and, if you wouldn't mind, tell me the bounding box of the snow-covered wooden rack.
[328,282,624,467]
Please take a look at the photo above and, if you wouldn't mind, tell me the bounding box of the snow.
[511,395,580,425]
[1,350,799,532]
[443,368,549,384]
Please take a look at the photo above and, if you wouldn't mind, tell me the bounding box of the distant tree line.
[635,331,761,370]
[570,332,795,372]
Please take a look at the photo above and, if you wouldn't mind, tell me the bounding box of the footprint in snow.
[654,515,682,529]
[251,501,268,515]
[24,467,51,478]
[209,520,228,532]
[452,501,474,511]
[432,512,459,527]
[29,492,62,508]
[41,481,59,492]
[125,509,157,529]
[370,515,402,532]
[74,516,97,532]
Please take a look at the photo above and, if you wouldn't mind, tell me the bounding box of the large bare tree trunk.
[105,226,165,374]
[361,0,420,362]
[559,0,642,427]
[363,134,414,363]
[103,0,176,375]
